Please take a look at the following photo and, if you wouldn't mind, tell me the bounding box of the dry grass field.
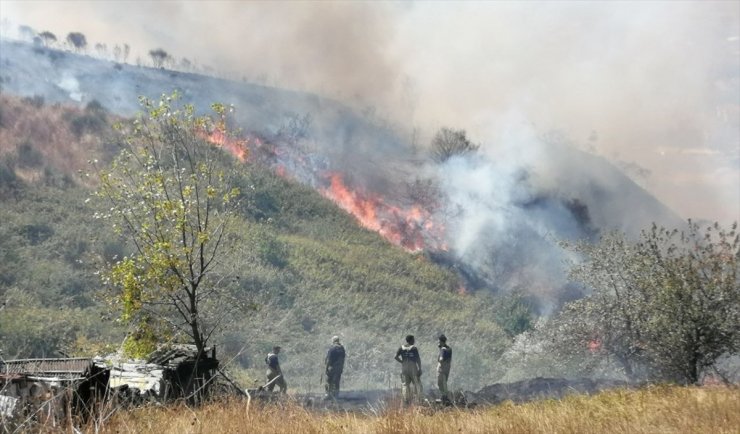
[95,385,739,434]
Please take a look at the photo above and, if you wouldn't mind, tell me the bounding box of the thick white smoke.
[2,2,737,221]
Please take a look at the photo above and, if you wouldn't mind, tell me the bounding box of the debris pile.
[0,344,219,427]
[0,357,108,426]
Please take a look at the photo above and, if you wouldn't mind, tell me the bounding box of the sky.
[2,0,738,223]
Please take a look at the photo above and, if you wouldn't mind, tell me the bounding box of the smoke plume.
[3,1,737,222]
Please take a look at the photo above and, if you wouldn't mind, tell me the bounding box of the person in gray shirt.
[436,334,452,404]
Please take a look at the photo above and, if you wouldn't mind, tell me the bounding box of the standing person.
[394,335,422,404]
[437,334,452,404]
[265,346,287,393]
[324,335,346,399]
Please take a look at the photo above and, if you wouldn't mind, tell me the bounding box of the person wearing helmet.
[437,334,452,404]
[324,335,346,399]
[265,346,287,393]
[394,335,422,404]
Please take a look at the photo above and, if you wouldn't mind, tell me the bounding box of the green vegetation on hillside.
[0,94,521,390]
[2,92,735,393]
[0,186,122,359]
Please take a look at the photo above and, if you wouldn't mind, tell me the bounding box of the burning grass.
[95,385,739,434]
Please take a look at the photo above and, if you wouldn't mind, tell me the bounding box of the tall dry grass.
[0,94,114,185]
[95,385,739,434]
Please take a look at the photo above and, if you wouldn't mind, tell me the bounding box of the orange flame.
[199,129,448,253]
[197,127,248,162]
[320,173,445,252]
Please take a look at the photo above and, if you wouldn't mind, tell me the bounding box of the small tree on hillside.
[39,31,57,47]
[430,127,479,163]
[149,48,170,69]
[95,92,247,357]
[66,32,87,52]
[180,57,192,71]
[112,45,122,62]
[556,221,739,384]
[95,43,108,58]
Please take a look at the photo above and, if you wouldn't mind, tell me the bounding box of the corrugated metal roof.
[148,344,212,365]
[0,358,93,377]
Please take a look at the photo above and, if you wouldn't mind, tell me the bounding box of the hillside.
[0,38,683,310]
[0,93,521,391]
[0,38,687,391]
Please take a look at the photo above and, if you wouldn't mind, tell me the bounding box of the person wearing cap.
[437,334,452,404]
[394,335,422,404]
[265,346,287,393]
[324,335,346,399]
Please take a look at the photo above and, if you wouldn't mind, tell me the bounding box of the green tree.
[95,93,246,357]
[557,221,739,383]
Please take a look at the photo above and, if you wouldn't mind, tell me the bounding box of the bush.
[0,158,17,186]
[21,95,45,108]
[69,113,106,137]
[43,166,75,188]
[19,223,54,245]
[102,241,126,262]
[85,99,106,114]
[16,141,43,168]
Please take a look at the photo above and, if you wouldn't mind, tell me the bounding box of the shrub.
[20,223,54,245]
[85,99,106,114]
[69,113,106,137]
[16,141,44,168]
[21,95,45,108]
[0,158,17,187]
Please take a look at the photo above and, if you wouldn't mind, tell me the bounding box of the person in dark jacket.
[436,334,452,404]
[324,335,346,399]
[394,335,422,404]
[265,346,287,393]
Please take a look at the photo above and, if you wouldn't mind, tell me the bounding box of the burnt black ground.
[246,377,634,412]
